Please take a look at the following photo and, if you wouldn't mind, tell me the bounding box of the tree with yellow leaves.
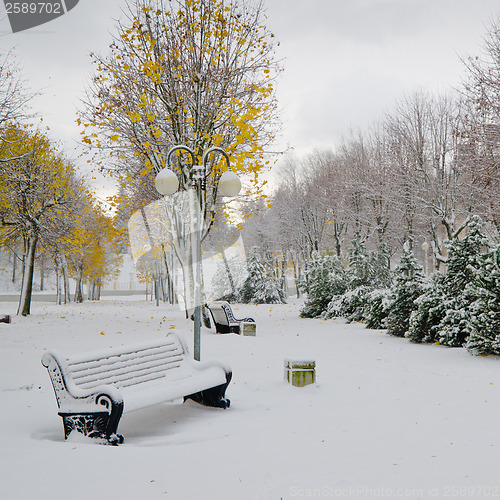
[82,0,279,196]
[64,200,122,303]
[82,0,280,315]
[0,125,81,315]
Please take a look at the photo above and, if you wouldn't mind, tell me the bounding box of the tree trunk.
[74,266,84,303]
[61,253,71,304]
[281,252,288,298]
[11,248,17,283]
[162,247,175,304]
[39,257,44,291]
[54,255,62,305]
[90,280,101,300]
[154,273,160,306]
[17,232,38,316]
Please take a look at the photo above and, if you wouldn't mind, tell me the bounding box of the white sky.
[1,0,500,191]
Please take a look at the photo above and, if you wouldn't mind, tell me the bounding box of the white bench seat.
[42,332,231,444]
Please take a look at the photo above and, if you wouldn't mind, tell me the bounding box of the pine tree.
[327,286,370,322]
[437,216,490,346]
[320,240,392,323]
[369,242,393,289]
[386,250,426,337]
[406,274,446,343]
[300,252,349,318]
[363,288,393,329]
[240,249,285,304]
[465,245,500,355]
[347,238,392,289]
[407,216,489,346]
[348,237,371,289]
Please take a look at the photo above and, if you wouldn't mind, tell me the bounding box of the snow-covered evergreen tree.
[317,240,392,322]
[320,240,392,323]
[348,238,371,289]
[363,288,393,329]
[300,252,349,318]
[240,249,285,304]
[386,249,426,337]
[322,286,370,322]
[369,242,393,289]
[465,245,500,355]
[436,216,490,346]
[406,274,446,343]
[407,216,489,346]
[347,238,392,289]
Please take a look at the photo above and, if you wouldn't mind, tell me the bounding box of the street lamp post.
[154,145,241,361]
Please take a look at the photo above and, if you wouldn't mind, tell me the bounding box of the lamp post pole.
[191,161,204,361]
[155,145,241,361]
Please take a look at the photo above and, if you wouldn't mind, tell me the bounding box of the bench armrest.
[42,351,123,413]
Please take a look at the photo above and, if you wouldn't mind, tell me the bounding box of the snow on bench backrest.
[209,301,237,325]
[65,335,186,391]
[220,303,237,323]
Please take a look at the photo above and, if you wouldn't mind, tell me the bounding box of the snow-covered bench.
[207,301,256,335]
[41,332,231,445]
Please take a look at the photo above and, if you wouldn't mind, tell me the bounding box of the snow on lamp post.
[155,145,241,361]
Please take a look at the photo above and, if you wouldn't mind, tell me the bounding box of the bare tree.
[0,50,36,134]
[381,91,481,269]
[461,16,500,233]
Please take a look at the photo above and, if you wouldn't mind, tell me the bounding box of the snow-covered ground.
[1,297,500,500]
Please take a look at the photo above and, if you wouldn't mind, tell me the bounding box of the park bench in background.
[207,301,256,335]
[41,332,231,445]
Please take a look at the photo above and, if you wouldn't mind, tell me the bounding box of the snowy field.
[1,296,500,500]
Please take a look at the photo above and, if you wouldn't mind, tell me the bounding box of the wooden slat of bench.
[57,337,187,392]
[67,337,180,365]
[76,363,183,390]
[68,348,182,381]
[68,344,181,374]
[73,356,184,390]
[70,353,182,382]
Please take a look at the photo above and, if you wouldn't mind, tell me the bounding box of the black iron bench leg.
[184,372,232,409]
[58,400,124,445]
[106,400,124,445]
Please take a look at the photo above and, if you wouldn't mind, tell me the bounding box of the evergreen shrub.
[386,250,426,338]
[465,245,500,355]
[300,252,349,318]
[239,249,286,304]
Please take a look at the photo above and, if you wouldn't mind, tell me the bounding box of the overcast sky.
[1,0,500,190]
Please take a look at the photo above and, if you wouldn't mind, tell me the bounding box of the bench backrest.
[208,301,236,326]
[68,336,186,391]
